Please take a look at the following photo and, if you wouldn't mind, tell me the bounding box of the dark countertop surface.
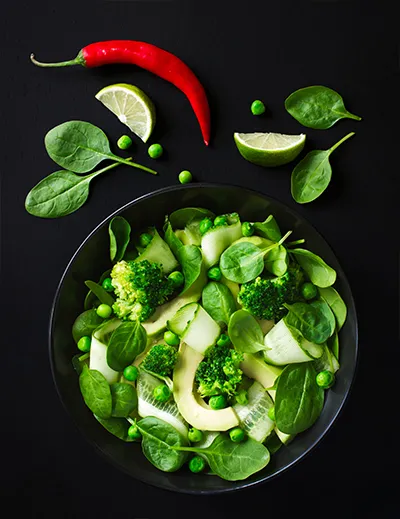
[1,1,398,516]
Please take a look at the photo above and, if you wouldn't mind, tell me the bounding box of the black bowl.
[49,183,358,494]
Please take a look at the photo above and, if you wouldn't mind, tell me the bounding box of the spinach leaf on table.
[79,366,112,419]
[109,216,131,263]
[84,280,115,307]
[84,269,112,310]
[275,363,325,434]
[107,320,147,371]
[110,382,138,418]
[94,415,135,442]
[72,309,104,343]
[45,121,157,174]
[291,248,336,287]
[284,300,335,344]
[202,282,236,327]
[285,86,362,129]
[228,309,265,353]
[318,286,347,331]
[291,132,355,204]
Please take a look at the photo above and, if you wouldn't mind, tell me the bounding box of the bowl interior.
[50,183,358,494]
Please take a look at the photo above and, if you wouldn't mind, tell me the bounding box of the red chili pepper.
[30,40,211,145]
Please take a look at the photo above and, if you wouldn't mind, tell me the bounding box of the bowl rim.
[48,181,359,494]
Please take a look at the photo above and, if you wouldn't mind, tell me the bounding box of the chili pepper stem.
[30,51,85,68]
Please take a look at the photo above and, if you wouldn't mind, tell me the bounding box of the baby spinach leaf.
[79,366,112,419]
[164,219,184,258]
[275,363,325,434]
[291,132,355,204]
[84,280,115,307]
[94,415,135,442]
[291,248,336,287]
[284,300,335,344]
[264,245,288,276]
[84,269,112,310]
[72,352,89,375]
[45,121,157,174]
[175,435,270,481]
[327,330,339,361]
[25,163,120,219]
[109,216,131,263]
[72,309,104,343]
[110,383,138,417]
[169,207,215,229]
[178,245,203,295]
[264,430,283,455]
[107,320,147,371]
[253,215,282,241]
[285,86,362,129]
[137,416,188,472]
[202,282,236,327]
[318,287,347,331]
[228,309,265,353]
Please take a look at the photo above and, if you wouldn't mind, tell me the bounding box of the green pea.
[153,384,171,403]
[164,330,180,346]
[267,406,275,421]
[127,424,142,440]
[168,271,184,287]
[188,427,204,443]
[77,336,91,353]
[301,282,318,300]
[235,389,248,406]
[241,222,254,237]
[199,217,213,235]
[229,427,245,443]
[316,370,335,389]
[213,215,228,226]
[123,365,138,382]
[101,277,114,292]
[209,395,227,410]
[178,170,193,184]
[117,135,133,150]
[148,143,163,159]
[139,232,153,248]
[189,455,206,473]
[207,266,222,281]
[251,99,266,115]
[217,334,231,347]
[96,304,112,319]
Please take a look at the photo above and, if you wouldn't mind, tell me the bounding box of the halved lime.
[95,83,156,142]
[234,132,306,167]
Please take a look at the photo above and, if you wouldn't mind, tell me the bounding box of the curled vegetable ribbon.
[30,40,211,146]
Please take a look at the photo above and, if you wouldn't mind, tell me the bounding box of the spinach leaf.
[25,163,120,219]
[275,363,325,434]
[291,132,355,204]
[72,309,104,343]
[45,121,157,174]
[107,321,147,371]
[84,269,112,310]
[72,352,89,375]
[202,282,236,327]
[84,280,115,307]
[220,231,292,283]
[79,366,112,419]
[264,430,283,455]
[176,435,270,481]
[285,85,362,129]
[284,300,335,344]
[109,216,131,263]
[178,245,203,294]
[253,215,282,241]
[94,415,135,442]
[291,248,336,287]
[228,309,265,353]
[137,416,188,472]
[318,287,347,331]
[327,330,339,361]
[169,207,215,229]
[264,245,288,276]
[164,219,183,258]
[110,383,138,417]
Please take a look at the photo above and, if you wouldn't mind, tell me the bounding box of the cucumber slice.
[313,344,340,374]
[201,217,242,267]
[180,304,221,354]
[167,302,198,336]
[263,319,323,365]
[136,370,188,437]
[135,228,178,274]
[89,334,120,384]
[275,427,294,445]
[233,381,275,442]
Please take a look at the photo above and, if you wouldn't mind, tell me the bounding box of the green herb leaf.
[94,415,135,442]
[107,321,147,371]
[79,366,112,418]
[253,215,282,241]
[285,86,362,129]
[228,309,265,353]
[109,216,131,262]
[291,248,336,287]
[72,352,90,375]
[178,245,203,294]
[264,245,288,276]
[164,219,184,258]
[84,269,112,310]
[84,280,115,307]
[318,286,347,331]
[72,309,104,343]
[284,300,335,344]
[110,382,138,417]
[202,282,237,327]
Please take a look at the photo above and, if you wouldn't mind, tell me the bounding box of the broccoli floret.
[238,265,304,321]
[142,344,178,377]
[111,259,175,322]
[195,343,243,398]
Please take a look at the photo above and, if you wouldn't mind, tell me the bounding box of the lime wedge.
[234,132,306,167]
[95,83,156,143]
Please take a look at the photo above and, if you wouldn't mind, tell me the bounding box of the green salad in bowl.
[71,205,347,482]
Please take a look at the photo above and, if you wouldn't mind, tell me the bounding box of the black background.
[1,0,398,516]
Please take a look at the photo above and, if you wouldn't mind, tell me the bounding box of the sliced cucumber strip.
[167,302,198,336]
[181,304,221,354]
[135,228,178,274]
[201,216,242,267]
[234,381,274,442]
[275,427,294,445]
